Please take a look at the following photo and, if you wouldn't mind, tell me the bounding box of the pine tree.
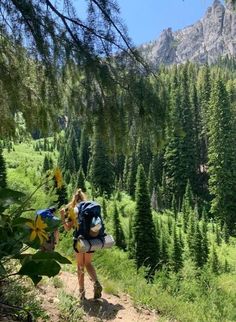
[136,137,152,175]
[170,225,183,273]
[193,223,203,268]
[222,223,230,244]
[126,153,137,199]
[55,184,68,207]
[42,155,50,173]
[209,247,220,274]
[77,167,86,192]
[182,180,194,231]
[164,65,197,209]
[0,149,7,188]
[187,210,196,257]
[131,165,159,276]
[215,224,221,246]
[208,78,236,235]
[112,203,126,251]
[197,63,211,165]
[89,127,114,197]
[201,217,209,266]
[79,128,90,176]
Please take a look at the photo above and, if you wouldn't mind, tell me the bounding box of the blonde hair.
[68,188,87,208]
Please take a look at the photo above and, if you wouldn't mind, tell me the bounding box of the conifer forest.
[1,1,236,321]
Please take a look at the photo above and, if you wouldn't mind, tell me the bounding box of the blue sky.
[117,0,221,45]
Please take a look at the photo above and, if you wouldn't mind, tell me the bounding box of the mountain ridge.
[140,0,236,65]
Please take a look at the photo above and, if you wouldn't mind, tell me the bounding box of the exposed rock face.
[141,0,236,65]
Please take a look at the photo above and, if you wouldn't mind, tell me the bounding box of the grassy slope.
[3,141,58,210]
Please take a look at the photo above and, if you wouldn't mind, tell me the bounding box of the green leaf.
[29,275,42,286]
[0,262,7,276]
[12,217,31,226]
[0,188,26,207]
[32,251,71,264]
[18,259,61,277]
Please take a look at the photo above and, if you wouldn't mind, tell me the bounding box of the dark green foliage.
[201,218,209,266]
[222,223,230,244]
[187,211,196,256]
[170,225,183,273]
[102,197,108,221]
[42,154,53,173]
[55,184,68,208]
[1,0,157,140]
[0,150,7,188]
[112,203,126,251]
[79,129,90,177]
[76,167,86,192]
[208,78,236,235]
[131,165,159,277]
[182,181,194,231]
[159,228,169,268]
[125,153,137,199]
[209,247,220,274]
[215,225,221,246]
[193,223,203,268]
[136,137,152,175]
[148,161,155,196]
[89,128,114,197]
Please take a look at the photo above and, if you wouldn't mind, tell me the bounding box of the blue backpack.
[74,201,105,240]
[36,207,59,251]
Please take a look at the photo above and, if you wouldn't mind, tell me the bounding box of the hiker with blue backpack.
[60,188,103,300]
[36,206,60,252]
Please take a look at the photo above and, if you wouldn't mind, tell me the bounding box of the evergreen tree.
[193,223,203,268]
[209,247,220,274]
[42,155,50,173]
[164,65,197,208]
[77,167,86,192]
[0,149,7,188]
[182,180,194,231]
[208,78,236,235]
[89,127,114,197]
[136,137,152,175]
[112,203,126,251]
[197,63,211,165]
[170,225,183,273]
[222,223,230,244]
[131,165,159,276]
[187,210,196,257]
[55,184,68,208]
[126,153,137,199]
[79,128,90,176]
[201,217,209,266]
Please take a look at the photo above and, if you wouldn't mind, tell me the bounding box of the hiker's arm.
[60,208,73,231]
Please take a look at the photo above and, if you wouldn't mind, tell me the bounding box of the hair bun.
[77,188,82,193]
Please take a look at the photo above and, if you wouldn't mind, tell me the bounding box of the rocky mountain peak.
[141,0,236,66]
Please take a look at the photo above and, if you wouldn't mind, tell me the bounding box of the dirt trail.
[38,271,159,322]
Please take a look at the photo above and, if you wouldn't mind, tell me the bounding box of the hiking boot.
[79,288,86,301]
[93,280,102,299]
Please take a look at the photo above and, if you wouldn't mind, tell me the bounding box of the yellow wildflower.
[26,216,49,244]
[54,167,63,188]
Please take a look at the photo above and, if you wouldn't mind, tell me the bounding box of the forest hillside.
[1,1,236,321]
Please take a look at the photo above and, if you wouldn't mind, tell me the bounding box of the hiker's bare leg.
[76,253,85,290]
[84,253,97,282]
[84,253,102,298]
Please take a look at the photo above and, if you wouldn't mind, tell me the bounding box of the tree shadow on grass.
[81,298,124,320]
